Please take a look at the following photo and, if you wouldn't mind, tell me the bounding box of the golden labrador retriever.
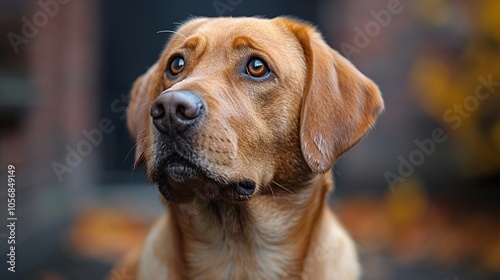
[115,16,383,280]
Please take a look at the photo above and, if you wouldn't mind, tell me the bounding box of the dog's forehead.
[176,17,290,49]
[159,17,308,92]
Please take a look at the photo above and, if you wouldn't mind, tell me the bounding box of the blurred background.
[1,0,499,279]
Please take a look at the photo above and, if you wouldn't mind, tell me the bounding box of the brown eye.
[246,58,269,78]
[168,56,185,76]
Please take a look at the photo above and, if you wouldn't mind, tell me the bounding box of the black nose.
[150,90,204,135]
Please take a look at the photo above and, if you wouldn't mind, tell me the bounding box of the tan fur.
[112,16,383,280]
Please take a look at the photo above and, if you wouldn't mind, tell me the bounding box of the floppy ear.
[276,18,384,173]
[127,63,161,166]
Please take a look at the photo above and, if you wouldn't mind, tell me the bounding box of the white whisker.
[272,180,295,195]
[123,143,137,164]
[157,29,187,39]
[269,184,277,206]
[137,101,154,113]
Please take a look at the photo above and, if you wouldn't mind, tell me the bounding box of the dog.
[115,16,383,280]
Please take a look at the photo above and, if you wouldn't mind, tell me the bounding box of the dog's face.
[127,17,383,203]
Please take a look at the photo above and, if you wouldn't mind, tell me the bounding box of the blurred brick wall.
[0,0,100,240]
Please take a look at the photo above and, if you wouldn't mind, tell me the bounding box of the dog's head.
[127,17,383,203]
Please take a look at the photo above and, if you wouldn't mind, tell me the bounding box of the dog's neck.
[167,173,332,279]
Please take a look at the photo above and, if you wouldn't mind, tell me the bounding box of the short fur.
[113,16,383,280]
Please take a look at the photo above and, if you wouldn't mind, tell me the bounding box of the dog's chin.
[165,162,199,183]
[151,162,256,203]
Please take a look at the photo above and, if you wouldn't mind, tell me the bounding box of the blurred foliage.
[337,179,500,273]
[411,0,500,177]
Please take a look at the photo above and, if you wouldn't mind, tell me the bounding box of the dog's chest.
[183,206,302,279]
[184,235,297,280]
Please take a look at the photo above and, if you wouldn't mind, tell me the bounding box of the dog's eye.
[246,58,269,78]
[168,56,185,76]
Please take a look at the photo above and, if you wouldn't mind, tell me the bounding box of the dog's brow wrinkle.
[232,35,258,50]
[183,37,200,50]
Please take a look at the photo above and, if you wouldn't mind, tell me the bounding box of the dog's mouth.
[151,152,256,203]
[163,153,200,182]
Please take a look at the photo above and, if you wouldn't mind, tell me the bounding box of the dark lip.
[153,163,257,202]
[222,180,256,200]
[152,150,256,202]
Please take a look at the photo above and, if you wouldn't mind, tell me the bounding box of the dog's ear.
[127,63,161,166]
[275,17,384,173]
